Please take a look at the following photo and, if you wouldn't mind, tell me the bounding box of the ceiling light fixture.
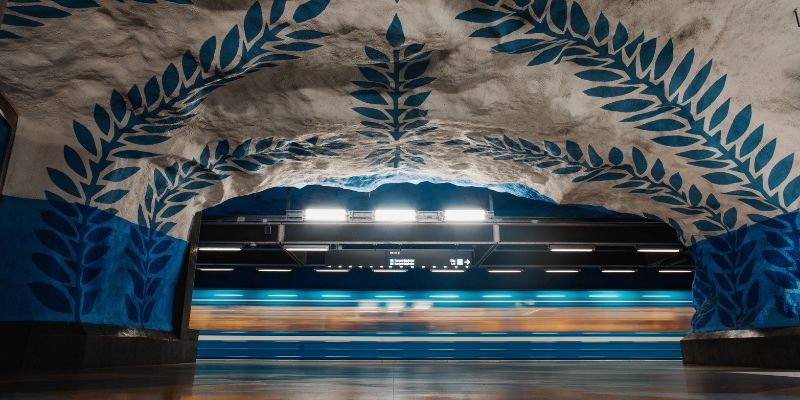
[658,269,694,273]
[257,268,292,272]
[545,269,580,273]
[443,209,486,222]
[314,268,348,273]
[374,209,416,222]
[283,245,330,252]
[304,208,347,222]
[198,268,234,272]
[636,247,682,253]
[488,269,522,273]
[198,245,242,252]
[601,269,637,273]
[549,245,595,252]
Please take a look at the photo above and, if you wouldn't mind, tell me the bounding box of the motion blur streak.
[191,290,692,359]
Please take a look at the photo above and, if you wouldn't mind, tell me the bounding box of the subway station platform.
[3,360,800,399]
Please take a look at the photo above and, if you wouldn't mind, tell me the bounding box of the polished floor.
[2,360,800,399]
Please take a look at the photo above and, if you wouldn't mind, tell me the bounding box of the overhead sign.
[326,249,474,267]
[386,250,473,268]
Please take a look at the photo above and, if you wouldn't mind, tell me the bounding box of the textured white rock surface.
[1,0,798,241]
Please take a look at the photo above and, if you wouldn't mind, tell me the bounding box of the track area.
[191,290,692,360]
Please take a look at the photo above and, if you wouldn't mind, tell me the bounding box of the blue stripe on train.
[197,331,685,360]
[192,289,692,307]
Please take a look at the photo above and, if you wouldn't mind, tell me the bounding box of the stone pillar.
[683,210,800,368]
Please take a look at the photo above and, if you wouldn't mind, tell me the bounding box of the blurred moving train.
[191,290,693,360]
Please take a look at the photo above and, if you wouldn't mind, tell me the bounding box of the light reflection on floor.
[3,360,800,399]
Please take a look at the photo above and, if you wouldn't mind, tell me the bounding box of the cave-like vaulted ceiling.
[0,1,799,333]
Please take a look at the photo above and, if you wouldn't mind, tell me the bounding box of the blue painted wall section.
[0,195,186,330]
[11,0,335,330]
[690,210,800,332]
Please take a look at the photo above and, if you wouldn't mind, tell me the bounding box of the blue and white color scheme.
[0,0,798,333]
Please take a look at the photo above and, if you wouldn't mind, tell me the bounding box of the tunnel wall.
[0,0,798,336]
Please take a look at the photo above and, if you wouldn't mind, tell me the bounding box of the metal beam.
[198,221,682,246]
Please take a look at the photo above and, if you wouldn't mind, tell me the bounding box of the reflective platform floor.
[3,360,800,399]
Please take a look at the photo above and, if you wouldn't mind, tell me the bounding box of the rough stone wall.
[0,0,798,332]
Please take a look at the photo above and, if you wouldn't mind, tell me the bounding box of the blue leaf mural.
[350,14,438,169]
[455,0,799,218]
[124,134,351,325]
[28,0,332,324]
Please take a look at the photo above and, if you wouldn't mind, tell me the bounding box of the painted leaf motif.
[635,119,684,132]
[470,19,525,38]
[220,26,240,69]
[549,0,567,31]
[767,154,794,190]
[47,168,81,198]
[696,75,726,114]
[754,138,776,172]
[73,121,97,156]
[703,172,742,185]
[651,136,698,147]
[31,253,71,284]
[528,44,565,66]
[575,69,622,82]
[162,63,179,96]
[243,1,263,42]
[293,0,330,23]
[783,176,800,206]
[601,99,652,112]
[199,36,216,71]
[611,23,628,52]
[653,39,673,79]
[569,2,589,37]
[682,60,711,102]
[583,86,637,98]
[95,189,128,204]
[29,282,72,314]
[270,0,285,23]
[594,13,609,41]
[726,105,752,144]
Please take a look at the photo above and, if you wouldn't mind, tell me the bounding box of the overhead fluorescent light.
[443,209,486,222]
[431,269,465,273]
[549,245,595,252]
[284,245,330,252]
[373,269,408,273]
[257,268,292,272]
[545,269,580,273]
[637,247,682,253]
[658,269,693,273]
[198,245,242,252]
[374,209,416,222]
[304,208,347,222]
[198,268,234,272]
[315,268,348,273]
[488,269,522,273]
[602,269,636,273]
